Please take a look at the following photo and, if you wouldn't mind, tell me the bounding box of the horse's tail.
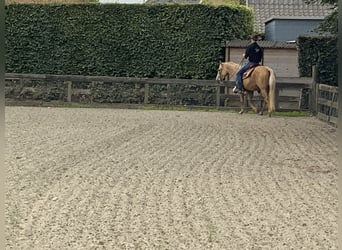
[265,67,276,114]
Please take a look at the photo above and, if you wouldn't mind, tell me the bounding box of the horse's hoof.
[239,111,244,115]
[258,112,263,116]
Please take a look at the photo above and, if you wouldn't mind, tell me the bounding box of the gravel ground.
[5,106,338,249]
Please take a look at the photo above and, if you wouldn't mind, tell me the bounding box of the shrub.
[5,3,253,79]
[297,35,337,86]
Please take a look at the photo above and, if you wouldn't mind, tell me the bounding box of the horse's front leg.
[238,93,244,114]
[246,91,258,113]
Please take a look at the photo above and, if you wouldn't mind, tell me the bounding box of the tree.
[305,0,338,34]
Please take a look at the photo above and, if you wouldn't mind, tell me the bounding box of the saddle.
[242,64,260,79]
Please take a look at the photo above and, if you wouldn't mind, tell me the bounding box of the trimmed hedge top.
[5,4,253,79]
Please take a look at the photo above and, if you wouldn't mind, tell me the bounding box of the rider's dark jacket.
[244,42,263,64]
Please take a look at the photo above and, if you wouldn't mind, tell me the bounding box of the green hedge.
[297,35,337,86]
[5,4,253,79]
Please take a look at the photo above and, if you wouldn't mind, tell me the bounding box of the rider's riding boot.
[233,86,242,94]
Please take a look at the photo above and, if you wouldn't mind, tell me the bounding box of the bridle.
[216,62,241,83]
[216,67,226,83]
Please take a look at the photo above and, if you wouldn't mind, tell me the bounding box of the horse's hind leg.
[246,91,258,113]
[259,89,269,115]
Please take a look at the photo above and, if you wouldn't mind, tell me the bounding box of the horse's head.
[215,62,228,84]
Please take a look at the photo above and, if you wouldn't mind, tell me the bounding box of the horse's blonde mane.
[220,61,240,75]
[225,61,239,67]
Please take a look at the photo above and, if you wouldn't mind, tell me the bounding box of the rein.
[238,57,245,67]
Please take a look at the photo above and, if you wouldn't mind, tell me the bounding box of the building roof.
[225,40,297,49]
[265,16,325,23]
[247,0,335,32]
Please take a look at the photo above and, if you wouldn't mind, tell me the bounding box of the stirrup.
[233,86,242,94]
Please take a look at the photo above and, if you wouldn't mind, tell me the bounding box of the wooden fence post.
[90,81,96,104]
[275,88,280,110]
[310,65,318,114]
[216,85,220,107]
[65,81,72,102]
[167,83,171,104]
[224,47,230,98]
[144,83,149,104]
[134,83,139,92]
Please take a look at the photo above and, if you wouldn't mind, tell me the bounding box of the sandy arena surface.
[5,106,338,249]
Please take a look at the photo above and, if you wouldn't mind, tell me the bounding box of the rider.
[233,34,263,93]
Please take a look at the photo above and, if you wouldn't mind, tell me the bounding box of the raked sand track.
[5,106,337,249]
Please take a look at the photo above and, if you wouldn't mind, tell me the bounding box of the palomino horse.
[216,61,276,116]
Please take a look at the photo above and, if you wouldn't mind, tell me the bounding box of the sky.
[99,0,145,3]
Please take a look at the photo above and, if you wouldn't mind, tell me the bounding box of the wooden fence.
[315,84,338,126]
[5,73,313,107]
[308,66,338,126]
[4,68,338,125]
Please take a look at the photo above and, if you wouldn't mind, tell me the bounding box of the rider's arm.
[244,45,252,59]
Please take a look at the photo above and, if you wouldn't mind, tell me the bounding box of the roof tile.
[248,0,334,32]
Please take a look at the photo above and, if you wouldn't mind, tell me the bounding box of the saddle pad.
[243,64,260,79]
